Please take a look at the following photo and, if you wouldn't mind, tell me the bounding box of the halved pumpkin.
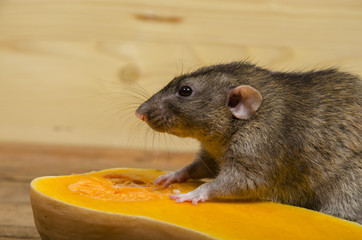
[30,168,361,240]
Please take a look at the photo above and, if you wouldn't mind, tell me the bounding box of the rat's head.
[135,63,263,142]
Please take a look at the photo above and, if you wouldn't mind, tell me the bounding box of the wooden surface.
[0,143,193,239]
[0,0,362,151]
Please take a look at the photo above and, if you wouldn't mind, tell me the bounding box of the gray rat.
[135,61,361,224]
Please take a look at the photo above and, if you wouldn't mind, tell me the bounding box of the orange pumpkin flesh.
[30,168,361,240]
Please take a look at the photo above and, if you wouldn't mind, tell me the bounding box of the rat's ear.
[227,85,262,119]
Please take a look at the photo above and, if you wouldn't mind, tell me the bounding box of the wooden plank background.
[0,0,361,151]
[0,0,361,239]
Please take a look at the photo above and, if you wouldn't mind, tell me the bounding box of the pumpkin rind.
[30,189,215,240]
[30,168,362,240]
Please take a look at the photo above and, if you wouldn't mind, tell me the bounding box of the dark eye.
[178,86,193,97]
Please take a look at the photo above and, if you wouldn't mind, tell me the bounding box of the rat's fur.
[136,62,362,224]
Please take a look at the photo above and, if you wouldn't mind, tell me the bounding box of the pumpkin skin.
[30,168,362,240]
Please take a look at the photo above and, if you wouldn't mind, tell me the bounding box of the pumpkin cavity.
[68,173,177,201]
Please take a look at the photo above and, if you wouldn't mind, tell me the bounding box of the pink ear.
[227,85,262,119]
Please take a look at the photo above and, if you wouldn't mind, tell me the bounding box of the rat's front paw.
[170,186,209,205]
[154,170,189,188]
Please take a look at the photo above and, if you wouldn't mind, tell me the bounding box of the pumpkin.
[30,168,361,240]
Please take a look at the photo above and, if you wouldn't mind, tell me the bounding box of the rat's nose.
[135,112,146,122]
[136,102,150,122]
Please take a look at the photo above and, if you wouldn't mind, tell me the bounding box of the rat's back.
[266,68,361,223]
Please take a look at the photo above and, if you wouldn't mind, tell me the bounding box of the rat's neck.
[200,137,229,160]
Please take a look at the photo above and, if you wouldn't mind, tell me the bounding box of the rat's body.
[136,62,361,224]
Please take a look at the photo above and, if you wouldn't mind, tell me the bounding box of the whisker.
[133,82,152,98]
[121,88,149,101]
[127,121,145,145]
[144,127,152,152]
[163,133,171,170]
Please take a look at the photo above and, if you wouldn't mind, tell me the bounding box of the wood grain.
[0,0,361,151]
[0,142,193,239]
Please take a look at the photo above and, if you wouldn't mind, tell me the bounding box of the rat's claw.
[154,172,174,185]
[170,189,209,205]
[154,170,189,188]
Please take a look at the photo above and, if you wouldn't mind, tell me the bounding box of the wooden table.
[0,143,193,240]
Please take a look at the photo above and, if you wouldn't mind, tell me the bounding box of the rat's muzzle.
[135,102,168,133]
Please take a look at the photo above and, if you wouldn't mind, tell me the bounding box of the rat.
[135,61,361,224]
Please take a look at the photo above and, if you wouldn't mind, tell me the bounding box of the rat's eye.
[178,86,193,97]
